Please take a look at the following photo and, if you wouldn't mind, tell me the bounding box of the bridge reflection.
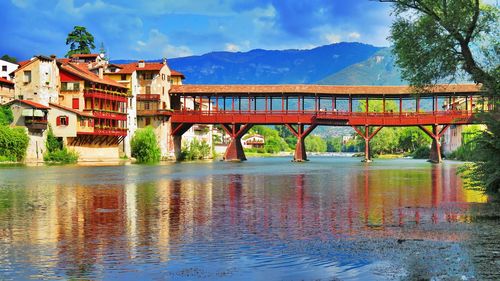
[0,165,488,278]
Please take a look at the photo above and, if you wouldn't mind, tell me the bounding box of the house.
[13,54,130,161]
[0,59,18,81]
[242,134,265,149]
[0,77,14,104]
[6,99,50,161]
[106,60,172,158]
[12,55,59,105]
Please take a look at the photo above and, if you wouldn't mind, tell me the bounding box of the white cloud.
[133,29,193,59]
[225,43,240,52]
[325,33,341,44]
[348,32,361,41]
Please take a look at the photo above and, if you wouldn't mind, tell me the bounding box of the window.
[1,66,6,71]
[145,86,151,95]
[80,118,85,127]
[121,74,127,80]
[56,116,68,126]
[145,117,151,126]
[62,82,80,91]
[162,74,166,81]
[72,98,79,109]
[23,71,31,83]
[143,73,153,80]
[144,102,150,110]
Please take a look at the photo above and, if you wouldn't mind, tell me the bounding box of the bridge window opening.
[351,97,363,113]
[335,98,349,112]
[418,96,434,112]
[402,97,416,113]
[270,96,281,112]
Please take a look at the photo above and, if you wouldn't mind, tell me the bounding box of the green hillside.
[318,48,406,85]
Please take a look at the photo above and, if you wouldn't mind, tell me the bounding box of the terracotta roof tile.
[60,62,127,89]
[0,77,14,85]
[6,99,50,109]
[116,62,165,74]
[49,103,94,118]
[71,54,100,58]
[170,84,483,96]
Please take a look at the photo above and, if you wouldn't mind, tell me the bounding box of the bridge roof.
[170,84,482,96]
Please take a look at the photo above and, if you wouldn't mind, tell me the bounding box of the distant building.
[0,59,18,81]
[0,77,14,104]
[242,134,265,149]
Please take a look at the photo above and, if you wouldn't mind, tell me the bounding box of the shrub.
[131,126,161,163]
[44,126,78,164]
[0,126,29,161]
[0,106,13,126]
[181,138,211,160]
[412,146,430,159]
[44,148,78,164]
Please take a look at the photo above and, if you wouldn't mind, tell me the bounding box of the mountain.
[318,48,406,85]
[165,42,382,84]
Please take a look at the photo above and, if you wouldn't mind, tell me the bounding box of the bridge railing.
[172,109,480,117]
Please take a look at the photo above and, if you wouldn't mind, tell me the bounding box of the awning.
[22,109,45,117]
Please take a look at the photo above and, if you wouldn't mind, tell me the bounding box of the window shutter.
[72,98,79,109]
[56,116,61,126]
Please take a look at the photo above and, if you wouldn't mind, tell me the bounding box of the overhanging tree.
[379,0,499,193]
[65,26,96,58]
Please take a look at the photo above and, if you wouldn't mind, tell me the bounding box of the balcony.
[137,109,173,117]
[78,127,127,136]
[83,90,129,102]
[137,94,160,101]
[85,109,127,121]
[25,119,48,130]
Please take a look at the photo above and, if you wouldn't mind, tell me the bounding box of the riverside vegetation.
[131,126,161,163]
[43,127,78,164]
[0,106,29,162]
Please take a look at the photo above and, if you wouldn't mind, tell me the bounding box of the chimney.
[50,54,56,60]
[138,60,145,68]
[162,57,167,65]
[98,67,104,79]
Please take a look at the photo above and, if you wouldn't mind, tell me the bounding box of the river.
[0,157,498,280]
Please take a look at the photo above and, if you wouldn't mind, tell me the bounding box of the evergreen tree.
[65,26,96,57]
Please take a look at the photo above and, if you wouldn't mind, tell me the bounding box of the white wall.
[0,59,18,80]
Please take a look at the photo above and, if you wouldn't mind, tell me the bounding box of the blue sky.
[0,0,494,61]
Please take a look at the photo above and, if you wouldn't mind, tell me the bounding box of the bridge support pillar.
[286,124,317,162]
[222,124,253,161]
[419,125,450,163]
[352,126,383,162]
[171,123,193,161]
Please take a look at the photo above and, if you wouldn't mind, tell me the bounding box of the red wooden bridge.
[169,84,492,163]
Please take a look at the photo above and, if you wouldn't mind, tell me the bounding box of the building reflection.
[0,164,488,278]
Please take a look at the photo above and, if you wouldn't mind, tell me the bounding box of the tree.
[380,0,499,94]
[1,54,17,63]
[0,106,13,126]
[380,0,499,193]
[65,26,96,58]
[131,126,161,163]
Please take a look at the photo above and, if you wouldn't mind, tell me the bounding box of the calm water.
[0,157,495,280]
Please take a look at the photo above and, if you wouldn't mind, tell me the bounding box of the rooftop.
[60,62,127,89]
[6,99,50,110]
[170,84,483,96]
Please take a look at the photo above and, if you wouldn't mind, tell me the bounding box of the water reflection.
[0,159,488,280]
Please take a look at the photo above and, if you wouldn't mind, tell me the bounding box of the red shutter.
[56,116,61,126]
[72,98,79,109]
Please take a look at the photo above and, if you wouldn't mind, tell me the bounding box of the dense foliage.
[131,127,161,163]
[0,106,13,126]
[181,138,212,160]
[381,0,499,193]
[0,126,29,162]
[65,26,96,58]
[44,127,78,164]
[251,125,289,154]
